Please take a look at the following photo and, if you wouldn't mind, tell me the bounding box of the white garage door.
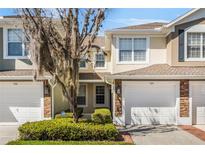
[123,81,179,125]
[0,82,43,124]
[191,81,205,125]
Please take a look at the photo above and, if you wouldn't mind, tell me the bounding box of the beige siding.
[111,36,167,74]
[54,82,111,114]
[79,48,111,73]
[167,18,205,66]
[0,28,33,70]
[53,84,69,114]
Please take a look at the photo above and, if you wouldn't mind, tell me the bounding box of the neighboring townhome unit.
[0,17,52,124]
[105,8,205,126]
[0,16,111,124]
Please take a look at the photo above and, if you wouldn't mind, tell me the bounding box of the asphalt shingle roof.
[116,22,167,30]
[113,64,205,76]
[0,70,110,81]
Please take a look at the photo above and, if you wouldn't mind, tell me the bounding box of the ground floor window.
[77,84,86,106]
[96,85,105,104]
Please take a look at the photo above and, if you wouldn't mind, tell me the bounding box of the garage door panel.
[131,116,176,125]
[131,117,161,125]
[160,108,176,116]
[131,107,160,116]
[10,107,42,123]
[0,82,43,123]
[196,107,205,113]
[160,116,176,124]
[191,82,205,125]
[123,81,178,125]
[131,107,175,116]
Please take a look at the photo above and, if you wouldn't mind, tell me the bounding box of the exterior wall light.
[116,85,121,95]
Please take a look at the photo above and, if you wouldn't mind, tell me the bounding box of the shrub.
[18,119,119,141]
[76,108,84,119]
[55,108,83,119]
[55,112,73,119]
[91,108,112,124]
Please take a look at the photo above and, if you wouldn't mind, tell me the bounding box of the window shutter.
[178,29,185,62]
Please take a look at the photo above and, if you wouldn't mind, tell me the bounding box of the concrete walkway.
[194,125,205,131]
[180,125,205,141]
[0,125,18,145]
[119,125,205,145]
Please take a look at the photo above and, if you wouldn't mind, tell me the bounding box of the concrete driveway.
[0,125,18,145]
[119,125,205,145]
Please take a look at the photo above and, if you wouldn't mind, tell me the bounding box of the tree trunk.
[69,59,79,123]
[71,85,79,123]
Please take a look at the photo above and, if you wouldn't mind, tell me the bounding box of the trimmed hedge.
[7,140,132,145]
[55,108,84,119]
[18,118,119,141]
[91,108,112,124]
[55,112,73,119]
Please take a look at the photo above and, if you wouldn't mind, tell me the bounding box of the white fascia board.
[105,28,163,34]
[106,75,205,80]
[79,80,104,83]
[165,8,200,28]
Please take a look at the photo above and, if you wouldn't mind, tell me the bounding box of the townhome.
[107,8,205,126]
[0,8,205,126]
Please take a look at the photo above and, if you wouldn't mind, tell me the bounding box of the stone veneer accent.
[180,80,189,117]
[44,81,52,118]
[115,79,122,116]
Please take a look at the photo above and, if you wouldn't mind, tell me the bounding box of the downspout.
[48,79,57,118]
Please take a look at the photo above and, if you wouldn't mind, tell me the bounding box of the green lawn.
[7,140,133,145]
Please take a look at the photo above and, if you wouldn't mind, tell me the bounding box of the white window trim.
[116,35,150,64]
[94,84,106,107]
[184,25,205,61]
[77,84,88,108]
[94,50,107,70]
[3,28,28,59]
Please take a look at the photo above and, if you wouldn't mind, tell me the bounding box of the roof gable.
[165,8,205,28]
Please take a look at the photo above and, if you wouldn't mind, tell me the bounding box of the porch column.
[180,80,189,117]
[114,79,122,116]
[44,81,52,118]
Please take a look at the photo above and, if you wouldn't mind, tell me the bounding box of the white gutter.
[48,79,57,119]
[106,75,205,80]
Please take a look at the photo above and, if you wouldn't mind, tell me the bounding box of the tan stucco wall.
[167,18,205,66]
[111,36,167,74]
[0,28,33,70]
[79,48,112,73]
[54,82,111,115]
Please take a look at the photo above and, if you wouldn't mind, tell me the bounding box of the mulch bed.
[117,132,134,144]
[179,125,205,141]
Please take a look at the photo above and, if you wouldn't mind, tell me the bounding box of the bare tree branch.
[20,8,106,122]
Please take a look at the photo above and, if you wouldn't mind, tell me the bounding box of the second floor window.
[119,38,132,61]
[5,29,29,58]
[79,55,87,68]
[119,37,148,63]
[187,32,205,59]
[95,52,105,68]
[79,59,86,68]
